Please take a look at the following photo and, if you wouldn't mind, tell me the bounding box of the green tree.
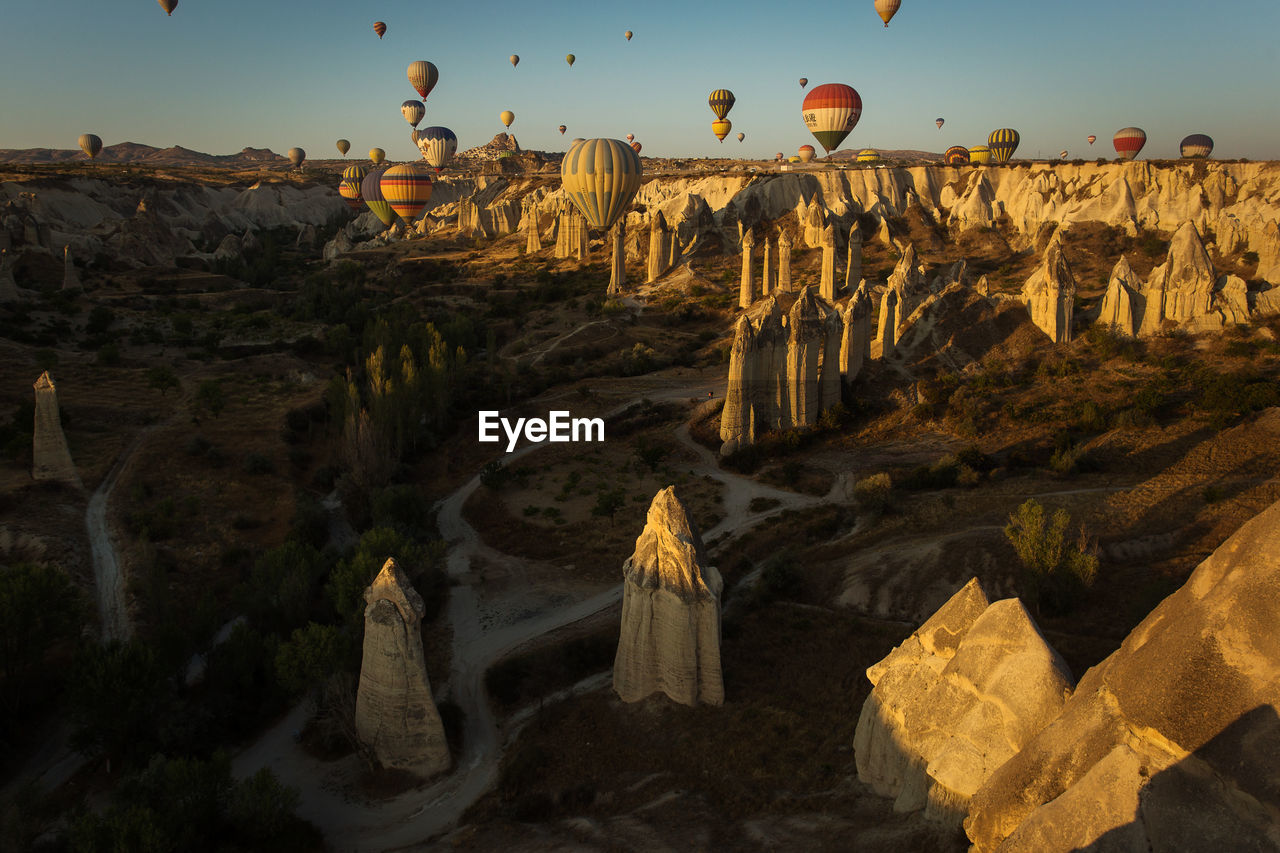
[591,489,625,525]
[67,640,173,767]
[194,379,225,419]
[1004,499,1099,616]
[146,366,180,396]
[325,527,444,626]
[0,562,84,713]
[245,541,326,632]
[274,623,351,695]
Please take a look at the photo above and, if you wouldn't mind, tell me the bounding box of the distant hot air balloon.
[157,0,177,15]
[369,148,385,166]
[560,138,643,231]
[78,133,103,159]
[788,156,801,164]
[775,152,784,162]
[987,128,1020,164]
[856,149,880,163]
[1180,133,1214,159]
[509,54,519,69]
[624,30,633,41]
[373,21,386,39]
[338,182,363,211]
[802,83,862,154]
[1113,127,1147,161]
[287,147,305,168]
[559,125,567,135]
[401,100,425,127]
[1060,150,1069,159]
[874,0,901,26]
[500,110,515,128]
[342,164,367,193]
[968,145,992,165]
[336,139,350,157]
[631,141,642,154]
[1087,135,1097,145]
[360,167,395,227]
[944,145,969,166]
[799,77,808,88]
[565,54,575,67]
[626,134,634,143]
[712,119,732,142]
[798,145,815,163]
[416,126,458,173]
[936,117,945,130]
[407,61,439,100]
[737,132,745,142]
[708,89,736,120]
[380,163,433,224]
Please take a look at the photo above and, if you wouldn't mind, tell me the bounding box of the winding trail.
[86,429,155,642]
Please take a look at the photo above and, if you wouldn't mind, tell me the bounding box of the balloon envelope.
[157,0,177,14]
[737,132,745,142]
[380,163,433,223]
[708,89,735,120]
[944,145,969,165]
[401,100,425,127]
[369,148,386,165]
[856,149,880,163]
[799,77,808,88]
[987,128,1020,164]
[78,133,102,159]
[373,21,386,38]
[1113,127,1147,161]
[559,125,567,135]
[341,164,367,193]
[509,54,519,68]
[565,54,575,66]
[626,134,634,142]
[338,183,363,211]
[1087,135,1097,145]
[360,167,395,226]
[407,61,439,100]
[1060,150,1069,159]
[798,145,815,163]
[416,126,458,172]
[500,110,515,128]
[875,0,901,26]
[802,83,862,154]
[936,117,945,130]
[1180,133,1213,159]
[711,118,732,142]
[287,147,305,168]
[624,30,633,40]
[968,145,992,165]
[560,138,643,231]
[631,141,642,154]
[336,139,350,156]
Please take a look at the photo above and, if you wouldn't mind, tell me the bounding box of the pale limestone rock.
[787,286,839,427]
[739,227,756,308]
[355,558,451,778]
[974,275,990,297]
[819,296,843,410]
[646,211,670,283]
[0,249,18,302]
[719,316,755,452]
[966,494,1280,852]
[1216,273,1250,326]
[819,224,837,301]
[854,579,1072,829]
[840,286,872,382]
[523,197,542,254]
[877,288,899,358]
[845,223,863,293]
[32,372,78,484]
[613,488,723,706]
[608,221,625,296]
[802,199,826,248]
[215,233,244,262]
[1141,221,1215,334]
[887,244,930,339]
[761,237,774,295]
[778,229,793,292]
[1021,239,1076,343]
[553,207,571,259]
[1096,255,1140,337]
[295,223,318,251]
[62,244,81,290]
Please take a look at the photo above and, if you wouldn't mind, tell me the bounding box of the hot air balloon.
[802,83,862,155]
[1180,133,1214,159]
[856,149,880,163]
[1113,127,1147,161]
[565,54,575,67]
[944,145,969,166]
[157,0,177,15]
[1087,135,1096,145]
[626,134,634,143]
[78,133,103,159]
[712,119,732,142]
[380,163,433,224]
[509,54,519,69]
[631,141,642,154]
[373,21,386,39]
[342,164,367,193]
[968,145,992,165]
[708,89,736,120]
[360,167,395,227]
[369,148,386,166]
[338,183,363,211]
[571,138,585,146]
[500,110,515,128]
[788,156,802,164]
[401,100,425,127]
[1060,150,1069,159]
[287,148,305,168]
[987,128,1020,164]
[799,77,808,88]
[798,145,815,163]
[559,125,567,135]
[737,132,745,142]
[336,139,350,157]
[775,153,784,162]
[560,138,643,231]
[874,0,901,26]
[407,61,439,100]
[415,126,457,173]
[624,30,633,40]
[936,117,945,130]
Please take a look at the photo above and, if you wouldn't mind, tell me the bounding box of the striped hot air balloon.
[401,100,425,127]
[936,117,945,130]
[560,138,643,231]
[968,145,992,165]
[711,119,732,142]
[799,77,808,88]
[157,0,177,15]
[368,148,385,166]
[336,139,350,157]
[856,149,880,163]
[708,89,736,120]
[416,126,457,172]
[802,83,862,154]
[631,141,642,154]
[1112,127,1147,161]
[1180,133,1214,159]
[373,21,386,39]
[287,148,305,168]
[380,163,433,224]
[798,145,815,163]
[338,182,362,211]
[1087,135,1097,145]
[360,167,395,227]
[407,61,439,100]
[1060,151,1069,159]
[559,125,567,135]
[78,133,103,159]
[571,138,585,146]
[342,164,367,193]
[944,145,969,166]
[987,128,1020,164]
[874,0,901,26]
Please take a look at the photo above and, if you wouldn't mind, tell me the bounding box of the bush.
[1004,499,1098,616]
[243,452,275,475]
[853,473,892,515]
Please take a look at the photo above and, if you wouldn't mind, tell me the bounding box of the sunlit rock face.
[613,487,723,707]
[854,578,1073,829]
[31,372,78,484]
[1097,255,1141,337]
[1021,238,1076,344]
[965,496,1280,853]
[354,558,451,778]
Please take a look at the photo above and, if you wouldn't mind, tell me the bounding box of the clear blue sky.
[2,0,1278,162]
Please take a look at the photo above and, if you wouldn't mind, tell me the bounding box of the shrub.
[853,472,892,515]
[1004,499,1098,615]
[243,452,275,475]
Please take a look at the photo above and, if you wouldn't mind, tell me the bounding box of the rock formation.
[1022,238,1076,343]
[966,496,1280,852]
[819,224,838,301]
[845,223,863,293]
[877,288,899,358]
[854,578,1073,828]
[31,372,78,484]
[761,236,774,295]
[788,286,842,427]
[62,244,80,290]
[719,316,757,451]
[778,229,793,292]
[739,227,756,308]
[1132,220,1251,334]
[608,221,625,296]
[0,249,17,302]
[1096,255,1141,337]
[613,487,723,707]
[522,197,541,254]
[840,284,872,382]
[646,211,671,283]
[354,558,451,778]
[878,244,931,355]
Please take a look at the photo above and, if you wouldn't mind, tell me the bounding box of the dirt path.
[86,428,155,642]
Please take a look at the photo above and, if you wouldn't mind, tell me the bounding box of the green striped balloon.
[560,138,643,231]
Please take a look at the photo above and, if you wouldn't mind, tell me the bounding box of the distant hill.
[828,147,944,162]
[0,142,288,166]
